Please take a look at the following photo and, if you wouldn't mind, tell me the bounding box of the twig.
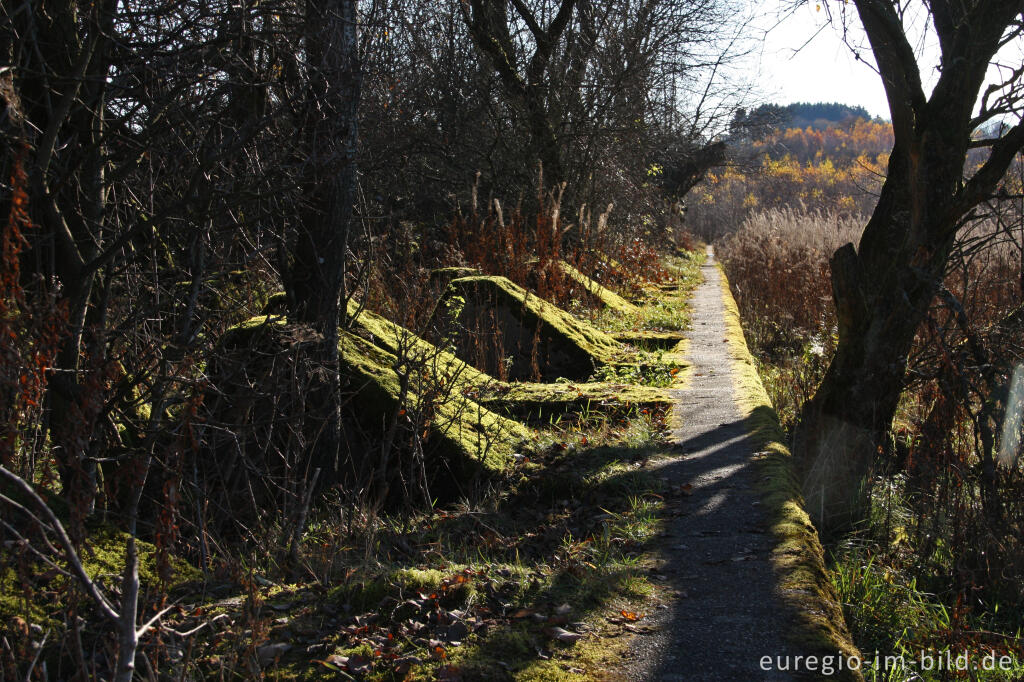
[0,466,119,622]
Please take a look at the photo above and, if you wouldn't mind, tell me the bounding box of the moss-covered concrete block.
[206,316,532,510]
[345,299,494,393]
[429,267,481,293]
[435,276,622,382]
[558,261,639,316]
[474,381,674,422]
[345,303,677,422]
[337,329,532,473]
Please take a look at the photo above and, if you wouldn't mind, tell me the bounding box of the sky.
[752,3,893,120]
[751,2,1024,124]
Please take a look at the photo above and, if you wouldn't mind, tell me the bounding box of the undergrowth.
[831,479,1024,681]
[719,203,1024,682]
[590,351,683,387]
[589,250,704,334]
[1,230,700,679]
[146,409,673,680]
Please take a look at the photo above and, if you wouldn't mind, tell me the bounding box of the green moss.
[558,261,639,316]
[81,526,201,588]
[263,290,288,314]
[475,381,674,422]
[391,567,447,592]
[346,299,494,392]
[338,329,533,473]
[217,312,288,350]
[718,265,864,681]
[218,314,532,474]
[592,280,697,336]
[429,266,481,290]
[0,525,201,631]
[437,276,622,382]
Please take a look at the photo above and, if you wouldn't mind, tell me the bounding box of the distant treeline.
[731,101,880,136]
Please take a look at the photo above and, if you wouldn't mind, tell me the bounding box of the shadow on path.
[621,248,804,681]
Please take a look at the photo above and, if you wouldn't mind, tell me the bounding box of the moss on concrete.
[262,290,288,315]
[717,265,864,681]
[436,275,622,382]
[217,315,530,476]
[345,303,674,426]
[558,261,639,316]
[340,329,532,472]
[429,266,481,292]
[345,299,494,392]
[475,381,674,422]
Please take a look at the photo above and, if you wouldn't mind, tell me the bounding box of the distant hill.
[731,102,878,136]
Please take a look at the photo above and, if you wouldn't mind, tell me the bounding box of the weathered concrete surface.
[621,247,802,681]
[435,275,620,382]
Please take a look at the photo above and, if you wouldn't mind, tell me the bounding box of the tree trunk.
[794,0,1024,534]
[283,0,360,485]
[17,0,115,520]
[796,151,958,531]
[463,0,575,190]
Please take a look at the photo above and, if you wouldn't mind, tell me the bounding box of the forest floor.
[3,249,829,681]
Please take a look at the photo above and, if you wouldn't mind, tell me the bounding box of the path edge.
[716,264,865,682]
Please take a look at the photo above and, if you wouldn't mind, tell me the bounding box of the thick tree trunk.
[796,134,963,532]
[794,0,1024,535]
[525,93,564,187]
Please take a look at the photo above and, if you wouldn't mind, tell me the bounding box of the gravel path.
[620,247,800,680]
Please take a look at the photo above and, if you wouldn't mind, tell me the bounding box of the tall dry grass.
[719,200,1024,648]
[718,207,862,360]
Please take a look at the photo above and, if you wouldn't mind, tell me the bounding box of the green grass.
[827,475,1024,682]
[832,540,1024,682]
[590,350,684,387]
[588,251,704,335]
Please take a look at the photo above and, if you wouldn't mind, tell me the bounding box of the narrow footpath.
[622,247,801,680]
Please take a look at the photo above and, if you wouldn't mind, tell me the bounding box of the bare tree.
[459,0,748,201]
[280,0,362,485]
[797,0,1024,532]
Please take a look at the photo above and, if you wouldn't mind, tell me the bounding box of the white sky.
[752,3,893,120]
[750,2,1024,124]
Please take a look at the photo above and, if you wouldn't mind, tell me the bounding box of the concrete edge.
[716,264,865,682]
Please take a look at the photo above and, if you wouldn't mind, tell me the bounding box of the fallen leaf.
[393,655,422,675]
[545,626,585,643]
[256,643,291,667]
